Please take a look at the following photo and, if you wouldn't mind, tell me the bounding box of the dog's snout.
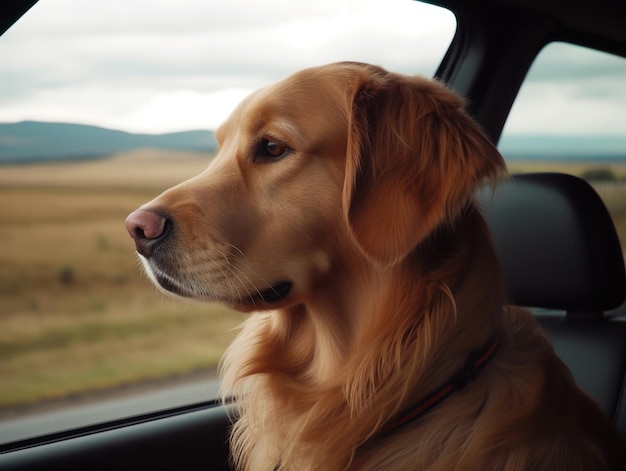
[125,210,169,258]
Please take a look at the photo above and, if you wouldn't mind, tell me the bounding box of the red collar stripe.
[380,335,500,435]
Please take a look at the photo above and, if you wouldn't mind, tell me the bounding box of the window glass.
[500,42,626,273]
[0,0,456,442]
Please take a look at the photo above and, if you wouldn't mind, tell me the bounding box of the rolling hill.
[0,121,218,163]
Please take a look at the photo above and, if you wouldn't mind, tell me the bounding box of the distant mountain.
[499,134,626,161]
[0,121,218,163]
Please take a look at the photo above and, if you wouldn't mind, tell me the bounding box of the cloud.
[1,0,625,136]
[502,42,626,135]
[0,0,455,132]
[504,81,626,135]
[124,88,256,132]
[524,43,626,83]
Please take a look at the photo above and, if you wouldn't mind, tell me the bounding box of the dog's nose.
[125,210,168,258]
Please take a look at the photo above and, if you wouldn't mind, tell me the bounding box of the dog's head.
[125,62,505,312]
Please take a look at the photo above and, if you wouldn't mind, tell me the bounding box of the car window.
[499,42,626,289]
[0,0,456,443]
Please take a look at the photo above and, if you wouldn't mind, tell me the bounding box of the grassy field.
[0,152,624,409]
[0,150,244,408]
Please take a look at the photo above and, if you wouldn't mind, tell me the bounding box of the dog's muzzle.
[125,209,293,304]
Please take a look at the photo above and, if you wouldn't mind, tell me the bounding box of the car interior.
[478,173,626,428]
[1,0,625,469]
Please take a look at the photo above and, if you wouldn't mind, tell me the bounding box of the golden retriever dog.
[125,62,625,470]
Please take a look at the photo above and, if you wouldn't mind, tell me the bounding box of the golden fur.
[130,62,625,470]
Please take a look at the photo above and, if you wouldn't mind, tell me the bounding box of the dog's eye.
[254,139,291,163]
[266,141,284,157]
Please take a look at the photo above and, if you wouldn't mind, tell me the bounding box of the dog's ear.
[343,72,506,266]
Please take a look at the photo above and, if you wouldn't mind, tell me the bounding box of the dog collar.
[380,335,500,435]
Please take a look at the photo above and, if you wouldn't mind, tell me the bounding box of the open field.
[0,152,625,409]
[507,160,626,180]
[0,150,244,408]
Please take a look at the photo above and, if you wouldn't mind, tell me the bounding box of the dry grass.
[0,149,212,191]
[0,150,244,408]
[507,160,626,180]
[0,152,624,409]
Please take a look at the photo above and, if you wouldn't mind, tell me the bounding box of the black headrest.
[477,173,626,315]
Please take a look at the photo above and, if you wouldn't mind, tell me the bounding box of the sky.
[0,0,624,136]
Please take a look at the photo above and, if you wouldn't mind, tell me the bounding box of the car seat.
[477,172,626,436]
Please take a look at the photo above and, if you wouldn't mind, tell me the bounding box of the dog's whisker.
[214,246,260,307]
[222,243,283,300]
[219,244,273,303]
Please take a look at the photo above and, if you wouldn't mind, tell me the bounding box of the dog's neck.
[278,205,505,401]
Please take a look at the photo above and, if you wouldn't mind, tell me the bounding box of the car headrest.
[477,173,626,315]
